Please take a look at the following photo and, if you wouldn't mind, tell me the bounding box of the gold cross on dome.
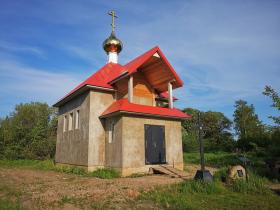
[108,10,118,32]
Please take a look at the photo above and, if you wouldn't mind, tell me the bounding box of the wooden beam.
[128,75,133,102]
[168,82,173,109]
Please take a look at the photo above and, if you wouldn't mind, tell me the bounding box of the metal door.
[145,124,166,164]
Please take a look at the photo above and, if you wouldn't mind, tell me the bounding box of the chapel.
[54,11,190,176]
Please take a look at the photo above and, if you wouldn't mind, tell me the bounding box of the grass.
[184,152,279,182]
[184,152,241,167]
[136,167,280,210]
[183,151,269,168]
[0,154,279,209]
[138,176,280,210]
[0,159,120,179]
[0,183,25,210]
[0,199,24,210]
[230,173,270,194]
[89,168,120,179]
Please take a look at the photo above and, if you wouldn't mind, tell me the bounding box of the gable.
[111,46,184,93]
[54,46,183,107]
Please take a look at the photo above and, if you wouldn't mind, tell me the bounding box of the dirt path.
[0,164,217,209]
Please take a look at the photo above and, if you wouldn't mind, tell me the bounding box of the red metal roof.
[54,46,184,107]
[65,63,125,95]
[54,63,125,106]
[100,98,190,119]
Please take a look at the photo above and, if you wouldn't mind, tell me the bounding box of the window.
[69,112,73,130]
[63,115,67,132]
[75,110,80,129]
[108,122,114,143]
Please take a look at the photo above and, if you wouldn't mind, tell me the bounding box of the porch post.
[168,82,173,109]
[128,75,133,103]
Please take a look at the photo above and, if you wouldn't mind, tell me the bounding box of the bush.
[0,102,57,160]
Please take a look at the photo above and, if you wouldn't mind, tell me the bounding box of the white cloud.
[0,60,83,107]
[0,41,45,58]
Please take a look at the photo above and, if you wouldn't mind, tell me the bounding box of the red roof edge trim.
[101,110,187,120]
[100,98,190,120]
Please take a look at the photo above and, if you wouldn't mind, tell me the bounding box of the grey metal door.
[145,124,166,164]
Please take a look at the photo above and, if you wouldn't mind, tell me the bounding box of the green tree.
[0,102,57,159]
[233,100,266,151]
[263,85,280,125]
[263,86,280,159]
[202,111,234,151]
[182,108,234,152]
[234,100,261,139]
[182,108,200,152]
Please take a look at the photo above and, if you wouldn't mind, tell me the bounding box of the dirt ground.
[0,164,217,209]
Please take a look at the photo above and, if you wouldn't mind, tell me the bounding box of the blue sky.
[0,0,279,125]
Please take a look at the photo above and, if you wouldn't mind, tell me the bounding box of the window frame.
[108,122,114,143]
[68,112,73,131]
[75,110,80,129]
[63,115,67,132]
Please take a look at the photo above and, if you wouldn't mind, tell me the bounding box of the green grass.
[0,159,120,179]
[89,168,120,179]
[137,168,280,210]
[138,178,280,210]
[184,151,269,167]
[0,199,24,210]
[0,154,279,209]
[0,183,25,210]
[230,173,270,194]
[184,152,241,167]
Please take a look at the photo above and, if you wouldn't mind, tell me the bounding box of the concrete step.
[151,165,188,179]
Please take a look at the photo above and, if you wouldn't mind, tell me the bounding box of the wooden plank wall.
[115,71,155,106]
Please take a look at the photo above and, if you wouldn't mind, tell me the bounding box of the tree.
[202,111,234,151]
[182,108,200,152]
[263,85,280,125]
[0,102,57,159]
[182,108,234,152]
[233,100,261,139]
[233,100,266,151]
[262,86,280,159]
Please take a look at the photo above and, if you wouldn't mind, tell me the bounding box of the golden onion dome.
[103,31,123,54]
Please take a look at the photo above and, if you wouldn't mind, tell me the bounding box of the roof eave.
[100,110,189,120]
